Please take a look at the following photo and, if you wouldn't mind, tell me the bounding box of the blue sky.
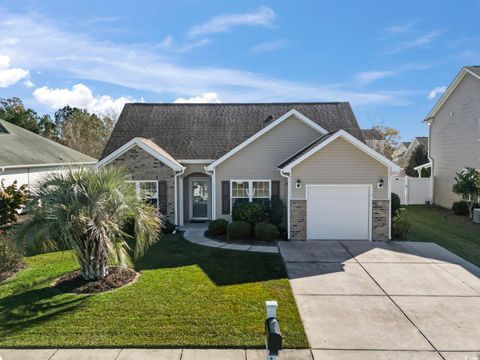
[0,0,478,140]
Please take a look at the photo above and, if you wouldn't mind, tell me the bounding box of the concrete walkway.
[280,240,480,359]
[180,223,279,253]
[0,348,313,360]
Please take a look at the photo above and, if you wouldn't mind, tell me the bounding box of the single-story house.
[97,103,400,241]
[0,119,97,187]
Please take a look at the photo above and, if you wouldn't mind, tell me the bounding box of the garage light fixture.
[296,179,302,189]
[378,178,384,189]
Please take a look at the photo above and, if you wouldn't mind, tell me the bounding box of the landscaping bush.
[163,219,176,234]
[232,202,266,230]
[0,230,23,274]
[0,180,28,225]
[391,192,401,217]
[208,219,228,236]
[265,198,285,227]
[254,222,279,242]
[227,221,251,240]
[392,210,411,239]
[452,200,470,216]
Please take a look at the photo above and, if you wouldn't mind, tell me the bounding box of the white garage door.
[307,185,371,240]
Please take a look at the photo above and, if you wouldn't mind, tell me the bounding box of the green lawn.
[0,234,307,348]
[405,205,480,267]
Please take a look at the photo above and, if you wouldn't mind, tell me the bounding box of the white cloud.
[385,21,415,34]
[174,92,221,103]
[23,79,34,88]
[0,54,29,87]
[33,83,138,117]
[188,6,274,37]
[250,39,289,53]
[427,85,447,100]
[387,30,443,54]
[356,70,395,84]
[0,12,414,106]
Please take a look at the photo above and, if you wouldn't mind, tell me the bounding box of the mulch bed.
[53,266,139,294]
[0,262,25,283]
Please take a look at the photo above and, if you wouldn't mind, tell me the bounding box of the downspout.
[426,118,434,205]
[280,168,291,240]
[204,166,215,219]
[174,168,185,226]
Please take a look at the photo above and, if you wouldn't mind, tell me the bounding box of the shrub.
[452,200,470,216]
[0,230,23,273]
[254,222,279,242]
[392,210,411,239]
[208,219,228,236]
[227,221,251,240]
[163,219,176,234]
[265,198,284,227]
[0,180,28,225]
[232,202,266,230]
[391,192,401,217]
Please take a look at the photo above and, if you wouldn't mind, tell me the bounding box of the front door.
[190,177,209,220]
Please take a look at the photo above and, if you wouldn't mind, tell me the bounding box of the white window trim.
[230,179,272,214]
[126,180,159,209]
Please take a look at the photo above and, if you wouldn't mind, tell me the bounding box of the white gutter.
[174,168,185,225]
[426,120,434,205]
[279,168,291,240]
[0,161,97,171]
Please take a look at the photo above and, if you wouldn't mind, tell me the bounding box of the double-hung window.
[127,181,159,208]
[231,180,271,209]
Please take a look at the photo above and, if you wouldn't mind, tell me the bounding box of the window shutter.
[158,180,167,214]
[222,181,230,215]
[271,180,280,199]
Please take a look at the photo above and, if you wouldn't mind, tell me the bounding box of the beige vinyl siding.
[290,137,389,199]
[214,115,321,220]
[430,73,480,208]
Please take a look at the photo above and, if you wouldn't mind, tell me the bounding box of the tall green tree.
[405,145,430,177]
[20,167,162,280]
[0,97,53,135]
[54,106,114,158]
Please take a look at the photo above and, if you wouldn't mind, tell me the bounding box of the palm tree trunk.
[78,238,109,280]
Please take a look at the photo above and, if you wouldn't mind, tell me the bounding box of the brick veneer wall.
[372,199,389,241]
[290,200,307,241]
[109,147,176,223]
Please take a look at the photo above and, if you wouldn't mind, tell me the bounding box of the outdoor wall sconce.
[378,178,384,189]
[296,179,302,189]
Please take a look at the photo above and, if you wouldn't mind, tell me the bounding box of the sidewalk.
[0,348,313,360]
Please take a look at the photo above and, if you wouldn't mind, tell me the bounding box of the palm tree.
[21,167,162,280]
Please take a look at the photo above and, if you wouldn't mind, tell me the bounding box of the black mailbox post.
[265,300,282,359]
[265,317,282,351]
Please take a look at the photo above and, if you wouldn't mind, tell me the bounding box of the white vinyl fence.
[391,176,431,205]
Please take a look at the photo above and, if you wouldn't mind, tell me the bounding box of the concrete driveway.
[280,240,480,360]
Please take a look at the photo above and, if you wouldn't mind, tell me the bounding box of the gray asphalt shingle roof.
[415,136,428,147]
[277,131,337,168]
[102,102,363,160]
[361,128,383,140]
[0,120,97,167]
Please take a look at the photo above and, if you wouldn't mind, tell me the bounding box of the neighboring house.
[361,128,385,154]
[422,66,480,208]
[0,120,97,187]
[392,138,428,168]
[392,142,410,165]
[97,103,400,241]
